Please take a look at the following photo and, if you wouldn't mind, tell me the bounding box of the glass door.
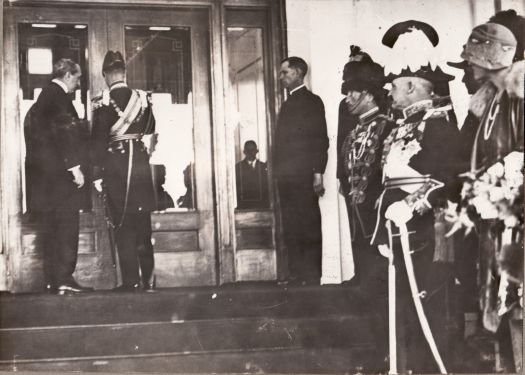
[225,8,278,281]
[107,8,216,286]
[4,6,114,291]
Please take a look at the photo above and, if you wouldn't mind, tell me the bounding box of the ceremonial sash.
[109,90,143,138]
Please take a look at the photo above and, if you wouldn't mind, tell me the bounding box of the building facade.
[1,0,523,292]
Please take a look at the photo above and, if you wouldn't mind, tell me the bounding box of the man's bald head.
[389,76,434,110]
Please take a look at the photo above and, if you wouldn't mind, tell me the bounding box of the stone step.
[0,347,385,374]
[0,314,376,361]
[0,284,374,328]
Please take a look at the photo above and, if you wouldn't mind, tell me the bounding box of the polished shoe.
[277,275,299,286]
[57,281,94,295]
[112,283,140,292]
[142,275,156,293]
[44,283,57,294]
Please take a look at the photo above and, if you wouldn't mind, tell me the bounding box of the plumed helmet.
[461,23,517,70]
[342,45,373,82]
[341,46,384,95]
[102,50,126,73]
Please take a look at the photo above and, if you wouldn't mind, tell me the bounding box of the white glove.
[378,244,392,259]
[385,200,413,226]
[69,165,84,188]
[93,179,103,193]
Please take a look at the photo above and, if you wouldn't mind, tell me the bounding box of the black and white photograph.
[0,0,523,374]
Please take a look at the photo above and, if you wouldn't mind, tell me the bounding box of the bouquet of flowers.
[462,151,523,227]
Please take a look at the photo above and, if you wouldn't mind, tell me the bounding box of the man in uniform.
[26,58,92,294]
[372,65,460,373]
[339,51,393,288]
[91,51,157,292]
[274,57,328,285]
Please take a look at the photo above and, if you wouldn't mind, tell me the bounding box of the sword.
[99,185,117,269]
[398,221,447,374]
[386,220,397,375]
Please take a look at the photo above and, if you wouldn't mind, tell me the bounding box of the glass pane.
[125,26,195,211]
[226,27,270,210]
[18,23,90,214]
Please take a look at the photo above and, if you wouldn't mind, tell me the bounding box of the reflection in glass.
[125,26,195,211]
[18,23,90,213]
[226,27,270,210]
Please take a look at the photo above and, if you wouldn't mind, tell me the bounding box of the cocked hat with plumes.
[381,20,455,96]
[102,50,126,73]
[341,46,384,95]
[385,64,455,96]
[385,64,454,83]
[461,23,517,70]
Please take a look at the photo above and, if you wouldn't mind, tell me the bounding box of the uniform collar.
[109,81,128,91]
[51,78,69,94]
[402,99,433,122]
[358,106,380,125]
[289,84,306,95]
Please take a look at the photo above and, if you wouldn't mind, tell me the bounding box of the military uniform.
[91,79,156,289]
[342,107,394,283]
[372,98,460,373]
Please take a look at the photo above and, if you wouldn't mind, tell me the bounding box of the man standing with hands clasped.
[274,57,329,286]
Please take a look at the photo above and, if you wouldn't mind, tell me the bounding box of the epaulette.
[423,104,453,120]
[91,90,111,109]
[135,89,153,108]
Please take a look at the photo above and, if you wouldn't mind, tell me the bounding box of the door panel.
[6,5,216,291]
[225,8,278,281]
[6,7,115,292]
[107,8,216,286]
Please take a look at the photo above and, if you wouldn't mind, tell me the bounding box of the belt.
[383,175,431,189]
[108,134,144,154]
[110,133,142,143]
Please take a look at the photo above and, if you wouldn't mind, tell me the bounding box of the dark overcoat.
[274,87,329,180]
[25,82,87,214]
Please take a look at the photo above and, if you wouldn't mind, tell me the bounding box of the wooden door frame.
[0,0,286,290]
[2,6,113,291]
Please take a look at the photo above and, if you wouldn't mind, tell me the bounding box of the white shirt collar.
[110,81,128,91]
[52,78,69,94]
[289,84,306,95]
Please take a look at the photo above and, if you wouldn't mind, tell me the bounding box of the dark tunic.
[340,107,394,288]
[336,98,359,188]
[342,107,395,240]
[91,85,156,220]
[372,99,460,373]
[91,83,156,287]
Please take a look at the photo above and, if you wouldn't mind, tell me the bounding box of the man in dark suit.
[91,51,157,292]
[235,140,269,210]
[25,58,92,294]
[274,57,328,285]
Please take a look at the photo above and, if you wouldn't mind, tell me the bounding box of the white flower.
[487,162,505,179]
[471,195,498,219]
[489,186,505,202]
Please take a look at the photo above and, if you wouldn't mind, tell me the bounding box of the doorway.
[5,5,216,291]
